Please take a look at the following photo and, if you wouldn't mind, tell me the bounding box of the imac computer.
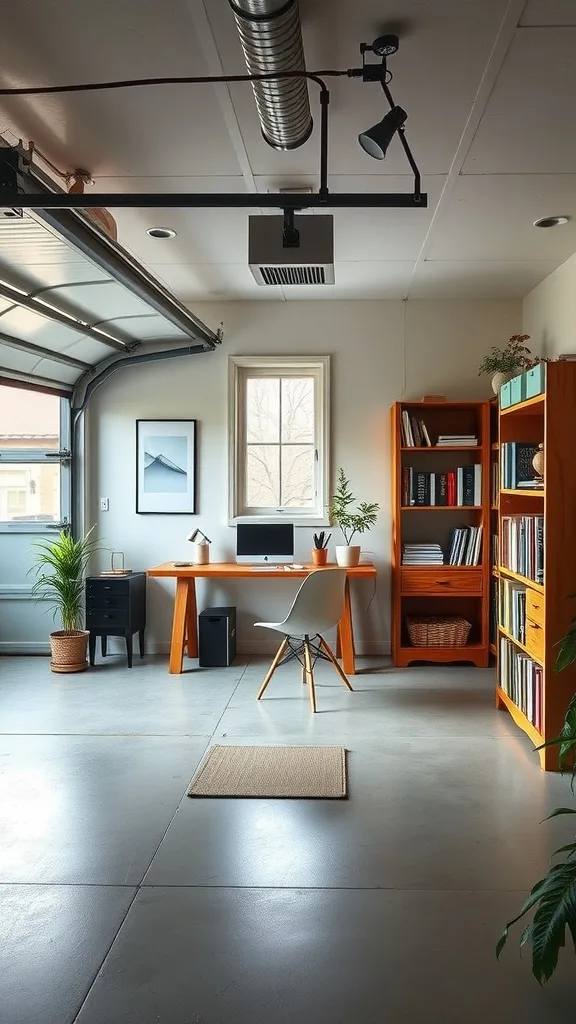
[236,523,294,564]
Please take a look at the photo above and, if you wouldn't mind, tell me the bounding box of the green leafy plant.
[30,528,99,632]
[313,531,331,550]
[478,334,532,376]
[329,468,379,546]
[497,596,576,984]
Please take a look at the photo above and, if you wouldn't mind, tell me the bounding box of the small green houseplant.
[329,468,379,567]
[497,599,576,983]
[30,527,98,673]
[312,530,331,566]
[478,334,532,394]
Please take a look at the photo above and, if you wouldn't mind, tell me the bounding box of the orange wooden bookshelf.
[391,400,490,668]
[493,362,576,770]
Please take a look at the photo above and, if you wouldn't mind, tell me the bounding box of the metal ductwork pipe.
[229,0,313,150]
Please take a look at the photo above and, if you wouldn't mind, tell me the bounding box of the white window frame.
[0,394,72,533]
[228,355,330,526]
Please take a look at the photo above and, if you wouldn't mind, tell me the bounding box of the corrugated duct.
[229,0,313,150]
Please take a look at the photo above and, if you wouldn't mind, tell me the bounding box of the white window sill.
[229,515,331,529]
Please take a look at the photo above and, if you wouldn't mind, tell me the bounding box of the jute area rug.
[187,745,347,799]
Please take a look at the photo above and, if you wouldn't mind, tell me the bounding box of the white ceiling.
[0,0,575,301]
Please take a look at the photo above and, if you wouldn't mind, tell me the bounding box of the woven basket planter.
[407,616,472,648]
[49,630,89,673]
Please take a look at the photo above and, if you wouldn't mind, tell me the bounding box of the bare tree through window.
[245,376,315,508]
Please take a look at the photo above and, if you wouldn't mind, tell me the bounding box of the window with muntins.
[229,356,330,524]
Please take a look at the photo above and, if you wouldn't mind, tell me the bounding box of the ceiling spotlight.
[358,105,407,160]
[146,227,177,239]
[371,34,399,57]
[533,216,570,229]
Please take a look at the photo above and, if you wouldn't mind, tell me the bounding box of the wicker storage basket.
[49,630,89,673]
[406,616,472,647]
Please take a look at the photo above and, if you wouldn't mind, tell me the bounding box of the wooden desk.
[147,562,377,675]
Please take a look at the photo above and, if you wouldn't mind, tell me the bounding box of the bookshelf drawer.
[525,618,544,662]
[526,588,544,627]
[401,568,482,595]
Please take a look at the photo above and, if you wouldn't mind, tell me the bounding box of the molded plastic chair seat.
[255,567,353,712]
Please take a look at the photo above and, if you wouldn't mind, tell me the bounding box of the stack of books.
[501,515,544,584]
[401,410,432,447]
[402,543,444,565]
[499,636,542,731]
[499,577,526,644]
[500,442,542,489]
[447,525,482,565]
[436,434,477,447]
[401,465,482,506]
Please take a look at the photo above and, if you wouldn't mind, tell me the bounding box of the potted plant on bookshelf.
[30,527,99,673]
[312,531,331,566]
[329,468,379,568]
[497,605,576,983]
[478,334,532,394]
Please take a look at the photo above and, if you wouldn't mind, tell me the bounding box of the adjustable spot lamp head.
[187,528,211,544]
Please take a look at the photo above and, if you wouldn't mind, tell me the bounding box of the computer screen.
[236,523,294,564]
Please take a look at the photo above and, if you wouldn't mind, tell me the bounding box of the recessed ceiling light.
[146,227,177,239]
[533,216,570,229]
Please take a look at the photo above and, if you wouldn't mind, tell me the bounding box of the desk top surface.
[148,561,376,579]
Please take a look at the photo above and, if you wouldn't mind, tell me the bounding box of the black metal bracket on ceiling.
[0,58,426,213]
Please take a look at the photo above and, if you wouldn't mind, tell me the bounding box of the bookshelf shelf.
[494,362,576,770]
[500,488,544,497]
[498,624,542,664]
[496,687,543,747]
[392,400,490,668]
[498,565,544,592]
[500,393,545,417]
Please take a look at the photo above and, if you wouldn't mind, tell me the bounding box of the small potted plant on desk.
[329,468,380,567]
[478,333,532,394]
[312,531,331,566]
[30,527,99,673]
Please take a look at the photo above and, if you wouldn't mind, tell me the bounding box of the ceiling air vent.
[249,214,334,286]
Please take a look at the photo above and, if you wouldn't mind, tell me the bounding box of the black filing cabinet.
[86,573,146,668]
[199,606,236,667]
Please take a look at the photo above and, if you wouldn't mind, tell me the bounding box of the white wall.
[88,299,519,655]
[523,252,576,358]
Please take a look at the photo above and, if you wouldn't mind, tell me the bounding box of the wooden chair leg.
[320,636,354,691]
[304,638,316,713]
[301,655,307,684]
[257,637,289,700]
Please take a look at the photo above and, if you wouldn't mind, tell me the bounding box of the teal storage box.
[499,380,513,408]
[509,373,525,405]
[525,362,546,398]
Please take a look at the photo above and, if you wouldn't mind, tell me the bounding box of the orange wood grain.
[148,562,376,580]
[169,578,189,675]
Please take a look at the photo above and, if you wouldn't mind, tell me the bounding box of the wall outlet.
[100,497,109,512]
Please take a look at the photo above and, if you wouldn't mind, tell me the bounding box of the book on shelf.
[499,577,526,644]
[500,442,541,490]
[492,532,499,567]
[402,543,444,565]
[490,578,498,646]
[499,636,542,732]
[401,411,432,447]
[500,515,544,584]
[491,461,499,506]
[447,524,482,565]
[436,435,478,447]
[401,465,481,506]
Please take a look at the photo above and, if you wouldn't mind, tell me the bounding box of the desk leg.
[338,577,356,675]
[185,578,198,659]
[169,578,189,674]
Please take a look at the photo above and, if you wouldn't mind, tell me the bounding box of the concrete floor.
[0,653,574,1023]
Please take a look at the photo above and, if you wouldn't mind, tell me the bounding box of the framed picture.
[136,419,197,514]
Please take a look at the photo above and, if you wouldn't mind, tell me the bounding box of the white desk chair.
[255,567,353,712]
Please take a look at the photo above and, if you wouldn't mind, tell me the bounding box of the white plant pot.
[335,545,361,567]
[491,371,516,394]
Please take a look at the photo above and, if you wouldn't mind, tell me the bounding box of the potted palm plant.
[497,599,576,983]
[30,527,99,673]
[329,468,379,567]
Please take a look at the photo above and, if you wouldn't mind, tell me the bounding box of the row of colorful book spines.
[401,467,481,506]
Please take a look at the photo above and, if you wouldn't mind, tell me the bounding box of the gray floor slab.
[145,736,571,890]
[0,735,208,884]
[0,655,247,734]
[75,886,574,1024]
[0,883,135,1024]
